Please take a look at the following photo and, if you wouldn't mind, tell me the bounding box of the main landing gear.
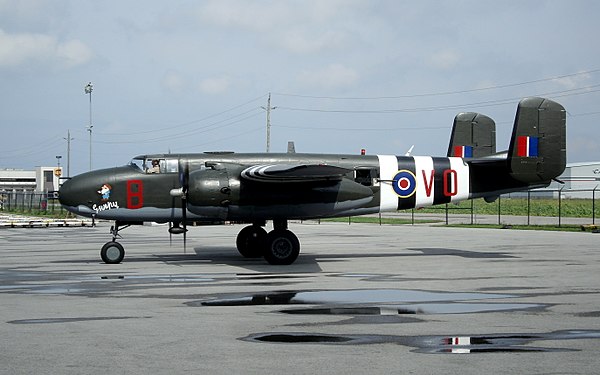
[236,220,300,265]
[99,220,300,265]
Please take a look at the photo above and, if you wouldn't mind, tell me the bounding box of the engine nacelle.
[187,169,237,208]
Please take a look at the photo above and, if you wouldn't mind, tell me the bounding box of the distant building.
[506,161,600,199]
[552,161,600,198]
[0,167,62,194]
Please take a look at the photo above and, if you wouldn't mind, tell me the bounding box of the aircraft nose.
[58,172,103,212]
[58,178,75,206]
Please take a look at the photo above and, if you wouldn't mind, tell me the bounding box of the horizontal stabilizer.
[447,112,496,158]
[508,97,566,183]
[241,164,351,183]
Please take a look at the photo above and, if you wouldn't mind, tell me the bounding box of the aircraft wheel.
[100,241,125,264]
[236,225,267,258]
[264,229,300,265]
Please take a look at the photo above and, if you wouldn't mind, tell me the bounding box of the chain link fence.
[0,191,65,215]
[2,189,599,227]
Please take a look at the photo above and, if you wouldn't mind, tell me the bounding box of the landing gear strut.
[100,221,130,264]
[236,220,300,265]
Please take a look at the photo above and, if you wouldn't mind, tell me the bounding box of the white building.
[0,167,62,194]
[506,162,600,199]
[553,161,600,199]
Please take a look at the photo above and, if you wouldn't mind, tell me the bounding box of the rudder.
[508,97,566,183]
[447,112,496,158]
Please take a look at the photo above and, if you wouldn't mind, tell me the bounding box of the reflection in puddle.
[197,289,543,315]
[283,302,542,315]
[201,289,514,306]
[243,330,600,354]
[8,316,149,324]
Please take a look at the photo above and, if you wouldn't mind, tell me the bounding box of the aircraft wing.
[240,164,351,183]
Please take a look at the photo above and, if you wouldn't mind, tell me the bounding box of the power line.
[276,84,600,114]
[274,68,600,100]
[94,111,263,145]
[94,93,267,136]
[276,124,448,131]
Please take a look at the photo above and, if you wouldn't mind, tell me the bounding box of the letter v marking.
[422,170,434,197]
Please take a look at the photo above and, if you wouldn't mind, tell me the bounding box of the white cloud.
[0,29,92,69]
[195,0,288,32]
[554,71,592,90]
[161,71,186,93]
[198,76,231,94]
[194,0,356,54]
[56,39,93,67]
[280,29,346,54]
[428,48,461,70]
[297,64,359,90]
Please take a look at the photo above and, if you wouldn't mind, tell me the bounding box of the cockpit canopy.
[129,156,179,174]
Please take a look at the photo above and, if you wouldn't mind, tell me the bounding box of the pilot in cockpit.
[147,159,160,173]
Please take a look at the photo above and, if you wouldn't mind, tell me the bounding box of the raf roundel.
[392,170,417,198]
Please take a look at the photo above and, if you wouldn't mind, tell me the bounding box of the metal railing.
[2,188,599,227]
[351,188,600,227]
[0,192,65,215]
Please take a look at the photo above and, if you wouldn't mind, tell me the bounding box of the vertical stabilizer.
[447,112,496,158]
[508,97,566,183]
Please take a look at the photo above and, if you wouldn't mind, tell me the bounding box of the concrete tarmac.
[1,221,599,374]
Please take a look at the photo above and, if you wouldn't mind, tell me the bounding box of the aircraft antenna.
[261,93,277,152]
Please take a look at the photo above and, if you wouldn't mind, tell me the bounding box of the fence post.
[593,186,597,225]
[445,203,449,225]
[527,191,531,226]
[497,196,501,225]
[558,187,563,228]
[470,198,474,225]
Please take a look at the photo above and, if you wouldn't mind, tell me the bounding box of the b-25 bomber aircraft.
[59,97,566,265]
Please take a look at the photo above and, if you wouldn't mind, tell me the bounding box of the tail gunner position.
[59,97,566,265]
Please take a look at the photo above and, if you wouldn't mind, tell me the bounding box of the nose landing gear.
[99,221,132,264]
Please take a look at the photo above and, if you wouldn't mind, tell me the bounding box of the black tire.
[264,229,300,265]
[100,241,125,264]
[236,225,267,258]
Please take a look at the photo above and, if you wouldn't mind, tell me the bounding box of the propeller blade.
[178,158,190,254]
[182,196,187,254]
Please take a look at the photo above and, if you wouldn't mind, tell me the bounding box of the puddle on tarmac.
[196,289,544,315]
[283,302,542,315]
[242,330,600,354]
[200,289,514,306]
[8,316,150,324]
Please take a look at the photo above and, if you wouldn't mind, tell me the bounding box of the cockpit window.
[129,158,145,171]
[142,158,180,174]
[129,157,179,174]
[165,159,179,173]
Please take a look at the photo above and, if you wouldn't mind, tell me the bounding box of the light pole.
[84,82,93,171]
[261,93,277,153]
[56,155,62,168]
[63,130,74,177]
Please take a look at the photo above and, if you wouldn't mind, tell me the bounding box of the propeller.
[169,159,190,253]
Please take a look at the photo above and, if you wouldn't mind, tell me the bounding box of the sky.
[1,0,599,176]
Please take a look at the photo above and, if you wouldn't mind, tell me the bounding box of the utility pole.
[63,130,74,177]
[261,93,277,152]
[85,82,93,170]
